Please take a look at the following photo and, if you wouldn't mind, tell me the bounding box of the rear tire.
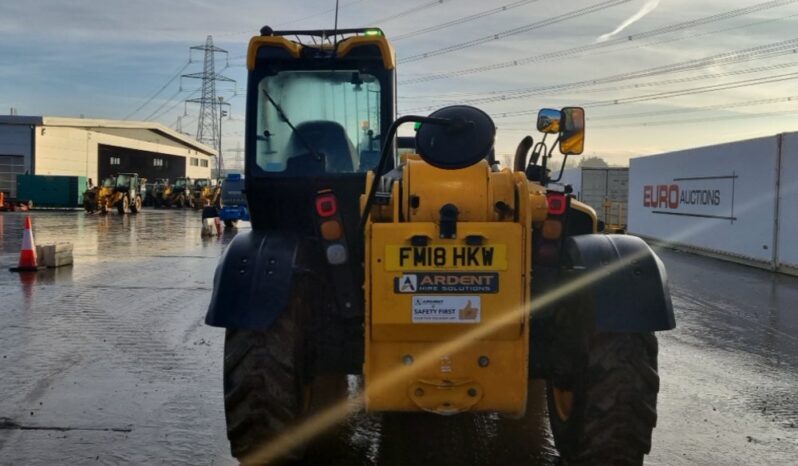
[130,196,142,214]
[117,196,129,215]
[547,332,659,466]
[223,285,312,464]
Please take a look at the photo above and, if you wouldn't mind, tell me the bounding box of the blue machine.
[218,173,250,228]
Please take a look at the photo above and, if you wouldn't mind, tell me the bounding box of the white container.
[629,135,780,267]
[580,168,629,225]
[777,133,798,274]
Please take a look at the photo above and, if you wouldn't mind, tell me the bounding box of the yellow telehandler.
[159,177,193,208]
[83,176,115,214]
[191,177,221,209]
[206,27,674,465]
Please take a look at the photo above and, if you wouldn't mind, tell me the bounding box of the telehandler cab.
[207,27,674,465]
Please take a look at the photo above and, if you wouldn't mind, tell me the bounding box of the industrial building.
[0,116,216,197]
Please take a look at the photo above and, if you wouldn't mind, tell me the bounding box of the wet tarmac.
[0,210,796,465]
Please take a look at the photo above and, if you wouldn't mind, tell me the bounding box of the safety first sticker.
[412,296,481,323]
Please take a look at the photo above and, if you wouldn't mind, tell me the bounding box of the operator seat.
[288,121,356,173]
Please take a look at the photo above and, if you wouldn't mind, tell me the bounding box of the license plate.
[384,245,508,271]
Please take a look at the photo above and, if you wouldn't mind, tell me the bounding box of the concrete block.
[36,242,73,268]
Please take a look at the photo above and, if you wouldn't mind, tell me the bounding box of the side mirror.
[559,107,585,155]
[536,108,561,134]
[415,105,496,170]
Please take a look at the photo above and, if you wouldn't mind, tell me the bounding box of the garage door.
[0,155,25,198]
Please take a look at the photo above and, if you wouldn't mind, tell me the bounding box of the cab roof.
[247,27,395,71]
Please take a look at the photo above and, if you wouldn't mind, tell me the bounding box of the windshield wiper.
[261,89,321,161]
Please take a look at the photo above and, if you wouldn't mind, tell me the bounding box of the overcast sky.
[3,0,798,167]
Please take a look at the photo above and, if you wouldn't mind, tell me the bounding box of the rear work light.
[542,219,563,240]
[321,220,343,241]
[316,193,338,217]
[326,243,348,265]
[315,190,348,265]
[547,193,567,215]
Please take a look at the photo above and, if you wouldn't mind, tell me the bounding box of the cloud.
[596,0,660,43]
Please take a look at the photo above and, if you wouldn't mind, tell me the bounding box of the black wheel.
[117,196,129,215]
[223,285,312,464]
[130,196,142,214]
[84,201,95,214]
[224,220,237,229]
[176,196,184,208]
[547,332,659,466]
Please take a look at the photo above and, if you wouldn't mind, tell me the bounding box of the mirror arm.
[547,135,561,158]
[550,154,569,183]
[530,137,547,166]
[358,114,454,240]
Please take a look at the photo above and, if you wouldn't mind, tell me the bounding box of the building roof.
[0,115,217,156]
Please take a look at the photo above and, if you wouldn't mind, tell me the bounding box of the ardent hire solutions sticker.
[395,273,499,294]
[412,296,481,323]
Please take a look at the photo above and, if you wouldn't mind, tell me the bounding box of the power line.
[370,0,456,26]
[496,93,798,130]
[492,71,798,119]
[147,72,237,123]
[592,106,798,128]
[398,0,630,64]
[280,0,365,27]
[571,61,798,97]
[142,88,187,121]
[217,0,442,39]
[590,95,798,123]
[401,0,798,83]
[587,72,798,107]
[151,89,201,121]
[122,60,190,120]
[216,0,367,37]
[400,37,798,113]
[393,0,541,41]
[399,11,798,96]
[224,1,454,62]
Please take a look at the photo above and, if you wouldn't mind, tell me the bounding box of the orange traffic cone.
[10,216,40,272]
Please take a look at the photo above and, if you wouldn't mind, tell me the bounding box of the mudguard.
[205,230,298,329]
[564,234,675,332]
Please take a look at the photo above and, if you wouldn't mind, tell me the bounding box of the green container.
[16,174,88,208]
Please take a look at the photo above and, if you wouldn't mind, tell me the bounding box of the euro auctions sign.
[642,174,737,222]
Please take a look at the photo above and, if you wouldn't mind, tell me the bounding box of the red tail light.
[316,193,338,217]
[547,193,567,215]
